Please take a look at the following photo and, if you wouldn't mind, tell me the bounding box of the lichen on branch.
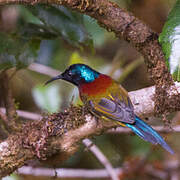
[0,82,180,177]
[0,105,117,177]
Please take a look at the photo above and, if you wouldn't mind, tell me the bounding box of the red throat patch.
[79,74,112,96]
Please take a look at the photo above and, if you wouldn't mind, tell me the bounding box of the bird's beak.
[45,74,63,85]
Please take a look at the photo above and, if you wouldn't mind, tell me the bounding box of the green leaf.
[84,15,105,47]
[0,32,40,70]
[159,0,180,81]
[19,23,58,40]
[26,5,93,49]
[32,84,61,113]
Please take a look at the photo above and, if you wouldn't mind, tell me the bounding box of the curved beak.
[45,74,63,85]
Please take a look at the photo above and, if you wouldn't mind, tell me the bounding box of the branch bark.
[17,165,169,179]
[0,0,171,85]
[0,0,178,103]
[0,0,178,114]
[129,82,180,118]
[82,138,119,180]
[2,107,180,135]
[0,82,179,177]
[17,166,123,178]
[0,105,118,177]
[0,71,20,132]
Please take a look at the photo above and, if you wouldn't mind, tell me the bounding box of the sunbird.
[45,64,174,154]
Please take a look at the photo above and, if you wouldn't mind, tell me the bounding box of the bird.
[45,63,174,154]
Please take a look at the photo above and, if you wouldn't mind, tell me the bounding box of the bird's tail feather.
[126,116,174,154]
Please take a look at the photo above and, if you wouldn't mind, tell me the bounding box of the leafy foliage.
[159,0,180,81]
[0,31,40,70]
[0,5,93,70]
[26,5,93,49]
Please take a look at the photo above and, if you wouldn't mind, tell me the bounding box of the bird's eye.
[65,69,72,76]
[66,71,73,78]
[68,71,73,76]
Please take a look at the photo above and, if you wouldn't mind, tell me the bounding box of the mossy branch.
[0,105,117,177]
[0,83,180,177]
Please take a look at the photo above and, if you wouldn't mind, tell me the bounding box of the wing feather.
[89,94,135,124]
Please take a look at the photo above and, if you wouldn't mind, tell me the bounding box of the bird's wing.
[89,94,135,124]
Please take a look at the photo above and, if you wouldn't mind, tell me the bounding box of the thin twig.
[118,57,144,83]
[0,108,42,121]
[17,165,172,179]
[171,171,179,180]
[108,50,124,77]
[0,71,18,132]
[145,165,168,179]
[0,109,8,124]
[28,63,61,77]
[0,71,16,120]
[108,125,180,134]
[17,166,123,178]
[82,138,119,180]
[0,109,9,138]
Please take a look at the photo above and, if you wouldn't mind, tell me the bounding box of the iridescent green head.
[45,64,100,86]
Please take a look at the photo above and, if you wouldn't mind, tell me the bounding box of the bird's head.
[45,64,100,86]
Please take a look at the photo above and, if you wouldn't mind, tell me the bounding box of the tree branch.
[82,138,119,180]
[28,63,60,77]
[129,82,180,118]
[1,83,179,122]
[0,81,179,177]
[0,109,9,139]
[0,71,20,132]
[17,165,169,179]
[0,0,171,84]
[108,125,180,134]
[0,0,179,118]
[0,105,119,177]
[17,166,123,178]
[2,107,180,134]
[0,108,42,121]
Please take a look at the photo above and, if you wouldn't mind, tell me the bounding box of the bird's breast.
[79,74,113,97]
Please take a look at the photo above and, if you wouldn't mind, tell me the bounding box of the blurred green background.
[0,0,179,180]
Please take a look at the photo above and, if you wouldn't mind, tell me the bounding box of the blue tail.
[126,116,174,154]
